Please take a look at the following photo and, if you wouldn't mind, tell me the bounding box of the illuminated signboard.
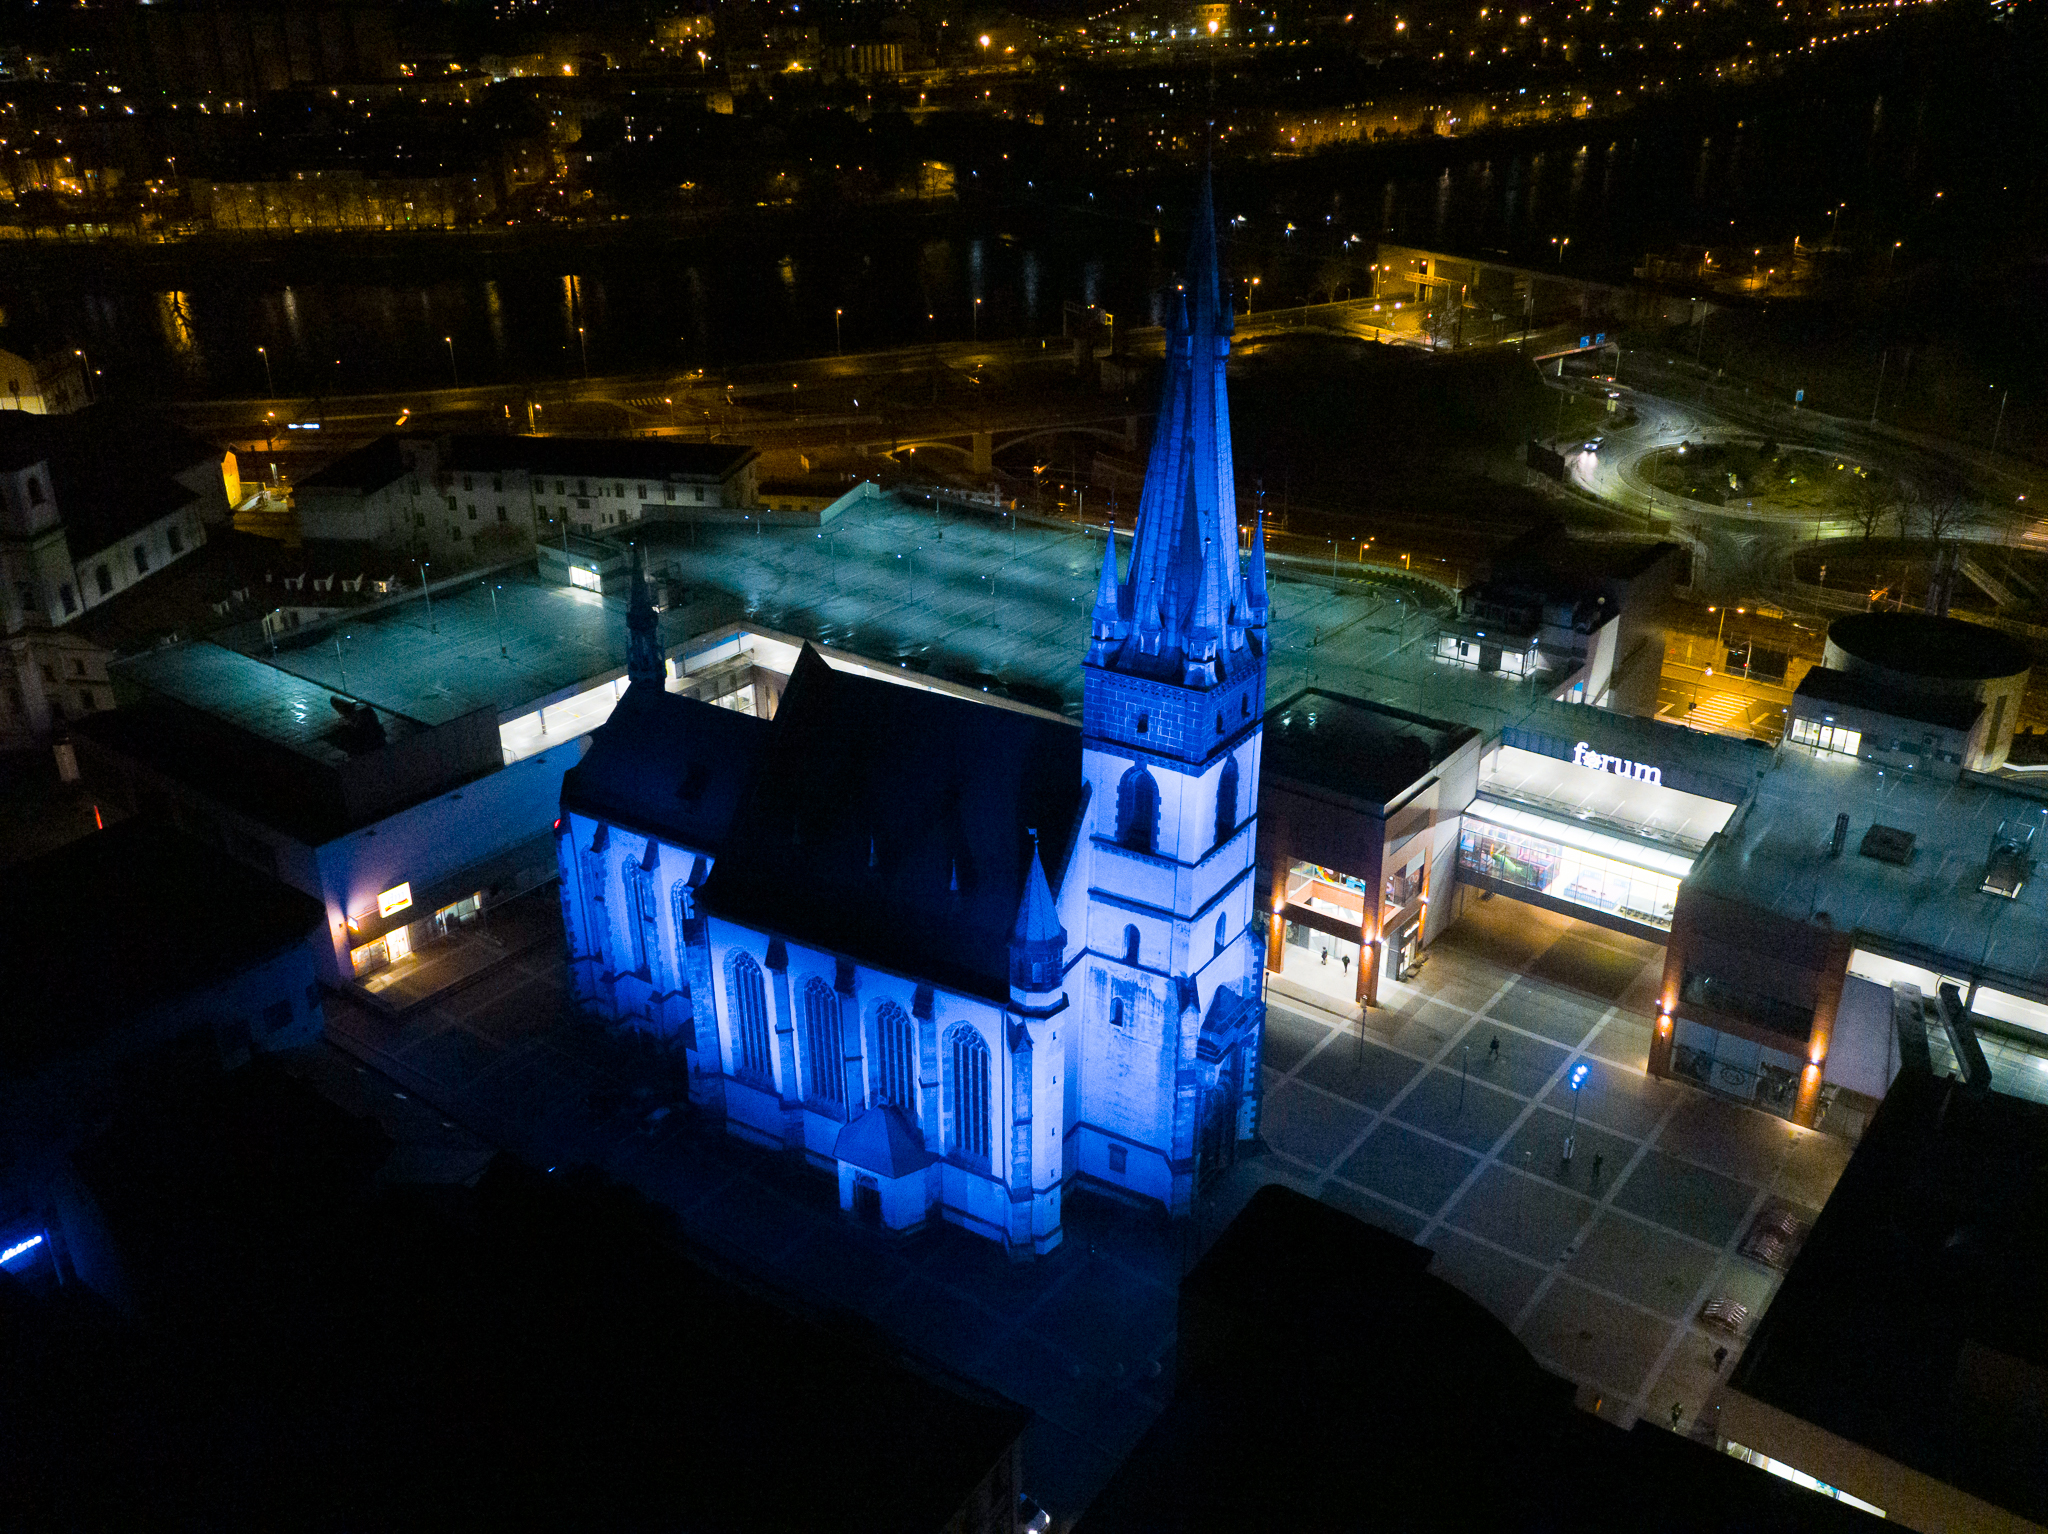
[378,882,414,918]
[0,1233,45,1265]
[1572,741,1662,786]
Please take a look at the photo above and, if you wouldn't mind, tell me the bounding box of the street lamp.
[444,335,459,388]
[1564,1061,1589,1162]
[420,561,435,632]
[1992,386,2010,453]
[489,582,506,656]
[257,344,273,396]
[335,631,350,694]
[1552,236,1570,266]
[972,296,981,342]
[577,325,588,378]
[834,308,843,354]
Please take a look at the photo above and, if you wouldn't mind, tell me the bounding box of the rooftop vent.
[1858,823,1916,867]
[1981,818,2037,899]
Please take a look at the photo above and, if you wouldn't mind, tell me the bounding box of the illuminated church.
[555,183,1270,1253]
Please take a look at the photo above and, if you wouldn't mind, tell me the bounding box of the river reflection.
[9,81,1945,397]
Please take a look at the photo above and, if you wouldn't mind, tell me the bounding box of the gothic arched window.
[947,1025,992,1165]
[624,858,660,981]
[1215,911,1228,954]
[802,976,844,1108]
[729,951,772,1082]
[1215,756,1239,850]
[1123,924,1141,965]
[1116,765,1160,854]
[875,1001,916,1110]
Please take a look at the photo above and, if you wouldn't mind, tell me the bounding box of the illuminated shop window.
[1788,717,1862,757]
[1458,813,1682,931]
[1286,860,1368,923]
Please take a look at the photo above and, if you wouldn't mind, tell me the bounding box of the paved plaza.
[297,891,1851,1518]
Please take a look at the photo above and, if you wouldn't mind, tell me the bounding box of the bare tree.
[1915,492,1982,544]
[1423,286,1461,348]
[1843,477,1893,541]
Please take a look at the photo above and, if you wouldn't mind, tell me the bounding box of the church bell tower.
[1075,174,1269,1217]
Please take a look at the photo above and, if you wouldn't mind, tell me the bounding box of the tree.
[1423,286,1461,349]
[1911,491,1981,544]
[1843,477,1893,541]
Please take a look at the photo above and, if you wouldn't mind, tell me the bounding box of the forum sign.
[1572,741,1662,786]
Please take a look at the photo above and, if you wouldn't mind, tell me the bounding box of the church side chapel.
[555,180,1272,1254]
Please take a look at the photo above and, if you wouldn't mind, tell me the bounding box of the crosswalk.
[1679,693,1752,732]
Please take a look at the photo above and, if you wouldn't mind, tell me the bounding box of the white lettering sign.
[1572,741,1662,786]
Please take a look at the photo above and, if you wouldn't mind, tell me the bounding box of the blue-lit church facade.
[555,183,1270,1253]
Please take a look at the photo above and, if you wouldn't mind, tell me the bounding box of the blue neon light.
[1570,1063,1590,1090]
[0,1233,45,1265]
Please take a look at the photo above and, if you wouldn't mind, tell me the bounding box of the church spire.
[1009,830,1066,998]
[625,545,663,687]
[1088,523,1126,662]
[1242,503,1270,636]
[1096,169,1246,687]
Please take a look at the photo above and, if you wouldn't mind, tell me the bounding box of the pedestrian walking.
[1669,1403,1684,1430]
[1712,1346,1728,1372]
[1592,1153,1604,1180]
[1488,1035,1501,1064]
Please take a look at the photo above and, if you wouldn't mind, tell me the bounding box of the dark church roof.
[701,646,1084,1003]
[558,681,768,854]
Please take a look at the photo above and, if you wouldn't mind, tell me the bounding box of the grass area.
[1642,441,1897,512]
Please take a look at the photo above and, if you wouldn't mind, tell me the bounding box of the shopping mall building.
[1259,611,2048,1133]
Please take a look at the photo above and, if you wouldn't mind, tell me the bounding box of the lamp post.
[335,632,350,695]
[1564,1060,1589,1163]
[577,325,588,378]
[489,582,506,656]
[444,335,459,388]
[420,561,435,632]
[834,308,843,354]
[1992,387,2010,453]
[257,344,274,396]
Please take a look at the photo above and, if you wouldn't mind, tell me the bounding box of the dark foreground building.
[1077,1185,1882,1533]
[1711,1070,2048,1532]
[0,1063,1029,1532]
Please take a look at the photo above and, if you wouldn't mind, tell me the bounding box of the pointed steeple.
[625,545,663,687]
[1009,830,1066,997]
[1242,504,1270,638]
[1087,524,1127,662]
[1094,169,1247,688]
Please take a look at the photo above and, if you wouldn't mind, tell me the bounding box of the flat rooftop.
[1687,749,2048,1001]
[1263,688,1475,809]
[188,498,1725,795]
[119,641,431,763]
[1728,1068,2048,1528]
[1794,666,1982,732]
[217,565,641,726]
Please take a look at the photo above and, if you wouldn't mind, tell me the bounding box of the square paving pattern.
[309,890,1852,1520]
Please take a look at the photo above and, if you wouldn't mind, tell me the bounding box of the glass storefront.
[1788,717,1862,757]
[1671,1019,1803,1119]
[350,890,481,978]
[1458,801,1690,931]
